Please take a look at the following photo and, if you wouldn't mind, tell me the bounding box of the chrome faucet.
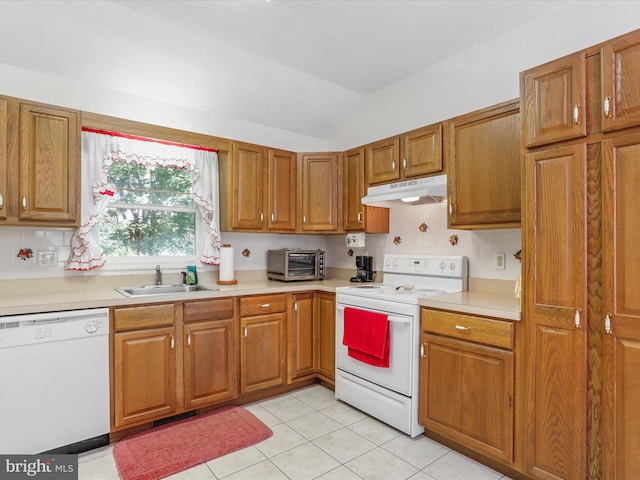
[155,265,162,285]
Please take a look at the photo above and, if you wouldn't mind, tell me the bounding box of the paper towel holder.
[217,243,238,285]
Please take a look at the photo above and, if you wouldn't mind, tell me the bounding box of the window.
[100,163,197,257]
[65,128,221,272]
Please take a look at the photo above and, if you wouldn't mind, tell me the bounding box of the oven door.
[336,299,416,396]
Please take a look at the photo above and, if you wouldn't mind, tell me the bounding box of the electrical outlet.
[37,250,57,267]
[495,253,506,270]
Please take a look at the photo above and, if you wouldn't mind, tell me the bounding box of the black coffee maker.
[350,255,374,283]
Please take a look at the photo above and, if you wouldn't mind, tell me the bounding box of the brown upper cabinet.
[298,152,342,232]
[220,141,296,232]
[524,31,640,148]
[0,95,79,226]
[343,147,388,233]
[365,123,444,186]
[522,52,586,147]
[447,100,521,229]
[601,34,640,132]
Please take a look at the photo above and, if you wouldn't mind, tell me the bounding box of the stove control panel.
[383,254,467,278]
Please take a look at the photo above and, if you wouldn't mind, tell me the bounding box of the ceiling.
[0,0,572,140]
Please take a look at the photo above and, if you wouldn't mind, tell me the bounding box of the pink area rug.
[113,406,272,480]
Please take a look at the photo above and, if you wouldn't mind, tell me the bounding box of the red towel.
[342,307,390,368]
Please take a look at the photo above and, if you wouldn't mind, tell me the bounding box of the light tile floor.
[78,385,513,480]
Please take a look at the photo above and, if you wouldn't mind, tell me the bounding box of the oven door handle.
[337,306,410,324]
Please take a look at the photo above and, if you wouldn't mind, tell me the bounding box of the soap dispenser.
[187,262,198,286]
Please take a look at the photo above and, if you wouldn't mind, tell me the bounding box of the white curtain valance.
[65,128,221,271]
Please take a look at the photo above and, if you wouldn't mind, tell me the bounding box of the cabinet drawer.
[240,294,287,316]
[113,304,175,332]
[421,309,514,350]
[184,298,234,323]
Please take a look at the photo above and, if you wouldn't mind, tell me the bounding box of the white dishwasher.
[0,308,110,454]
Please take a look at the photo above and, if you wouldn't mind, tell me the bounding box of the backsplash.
[0,203,520,280]
[327,202,522,281]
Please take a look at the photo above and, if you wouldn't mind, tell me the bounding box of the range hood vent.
[361,174,447,207]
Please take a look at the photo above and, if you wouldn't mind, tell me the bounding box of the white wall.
[327,1,640,150]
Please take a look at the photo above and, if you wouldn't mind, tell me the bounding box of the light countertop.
[419,291,521,321]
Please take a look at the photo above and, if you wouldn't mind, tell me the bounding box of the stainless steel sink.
[115,284,218,297]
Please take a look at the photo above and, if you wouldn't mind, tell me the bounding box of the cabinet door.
[401,123,443,178]
[240,313,286,393]
[231,142,265,230]
[299,153,340,231]
[601,35,640,132]
[523,143,587,480]
[366,137,400,185]
[290,293,316,380]
[268,148,296,231]
[343,147,366,231]
[419,333,514,463]
[0,98,6,220]
[19,103,79,224]
[113,327,177,429]
[602,132,640,479]
[316,292,336,381]
[523,52,586,147]
[448,100,521,229]
[343,147,389,233]
[184,319,237,409]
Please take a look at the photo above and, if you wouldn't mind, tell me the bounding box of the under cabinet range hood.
[361,174,447,207]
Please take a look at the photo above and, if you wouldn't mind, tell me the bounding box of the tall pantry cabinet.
[521,28,640,480]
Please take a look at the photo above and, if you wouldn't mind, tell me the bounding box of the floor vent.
[152,410,199,428]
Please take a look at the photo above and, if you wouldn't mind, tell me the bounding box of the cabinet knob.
[604,96,612,118]
[604,312,613,335]
[573,104,581,125]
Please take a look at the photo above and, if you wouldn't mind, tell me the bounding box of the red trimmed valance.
[81,127,218,153]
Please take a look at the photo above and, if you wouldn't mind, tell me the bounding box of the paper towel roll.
[218,245,236,284]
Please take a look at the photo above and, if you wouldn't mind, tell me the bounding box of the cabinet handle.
[604,96,612,118]
[259,211,264,222]
[403,157,407,169]
[187,333,191,347]
[170,336,175,350]
[357,211,362,223]
[271,212,275,222]
[575,309,582,329]
[0,193,3,208]
[455,324,471,331]
[303,215,307,224]
[260,303,271,308]
[293,301,298,312]
[420,343,426,358]
[605,312,613,335]
[391,160,396,171]
[22,196,27,210]
[243,326,248,337]
[573,104,581,125]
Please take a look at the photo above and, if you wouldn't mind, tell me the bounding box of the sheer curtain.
[65,128,221,271]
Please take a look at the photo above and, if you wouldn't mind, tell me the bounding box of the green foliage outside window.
[100,162,196,257]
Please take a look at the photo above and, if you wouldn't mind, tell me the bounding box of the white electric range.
[335,254,468,437]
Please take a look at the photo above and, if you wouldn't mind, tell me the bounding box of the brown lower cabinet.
[419,309,515,465]
[111,299,237,431]
[316,292,336,383]
[240,294,287,393]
